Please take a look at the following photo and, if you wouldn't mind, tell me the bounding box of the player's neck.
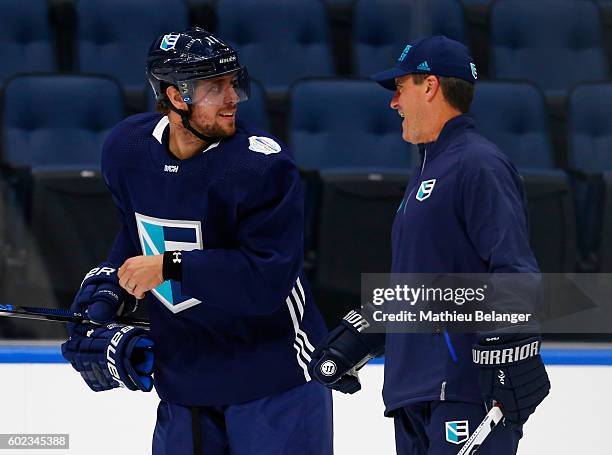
[167,118,211,160]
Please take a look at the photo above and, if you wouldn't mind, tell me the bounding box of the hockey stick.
[0,303,150,329]
[456,406,503,455]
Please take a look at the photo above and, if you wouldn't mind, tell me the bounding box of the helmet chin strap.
[169,103,220,144]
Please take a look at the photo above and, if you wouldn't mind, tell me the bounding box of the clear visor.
[189,69,249,107]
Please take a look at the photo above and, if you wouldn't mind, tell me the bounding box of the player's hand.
[308,310,384,394]
[473,334,550,425]
[62,323,154,392]
[118,255,164,299]
[69,263,126,332]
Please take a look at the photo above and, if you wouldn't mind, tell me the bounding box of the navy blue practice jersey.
[101,113,327,406]
[383,115,540,413]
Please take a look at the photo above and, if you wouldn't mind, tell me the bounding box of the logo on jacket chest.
[135,212,203,313]
[416,179,436,201]
[164,165,179,173]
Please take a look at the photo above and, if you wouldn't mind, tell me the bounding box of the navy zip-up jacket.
[383,114,540,414]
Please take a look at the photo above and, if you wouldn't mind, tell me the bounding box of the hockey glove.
[308,310,384,394]
[473,334,550,425]
[61,323,154,392]
[70,263,131,330]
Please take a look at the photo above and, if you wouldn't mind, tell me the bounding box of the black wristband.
[163,251,183,281]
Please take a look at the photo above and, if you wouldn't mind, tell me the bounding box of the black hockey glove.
[62,323,154,392]
[473,334,550,425]
[69,262,136,333]
[308,311,384,394]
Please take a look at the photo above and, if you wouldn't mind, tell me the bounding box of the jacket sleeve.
[458,152,542,331]
[180,157,305,316]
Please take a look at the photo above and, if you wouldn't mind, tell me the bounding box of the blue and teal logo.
[445,420,469,445]
[160,33,180,51]
[416,179,436,201]
[417,61,431,71]
[135,213,203,313]
[398,44,412,62]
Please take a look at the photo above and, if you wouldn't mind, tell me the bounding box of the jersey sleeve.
[101,132,139,267]
[180,156,305,316]
[458,151,542,330]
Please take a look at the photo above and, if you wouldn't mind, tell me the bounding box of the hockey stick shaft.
[0,304,150,329]
[456,406,503,455]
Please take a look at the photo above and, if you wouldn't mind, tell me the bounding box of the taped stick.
[0,303,150,329]
[457,406,503,455]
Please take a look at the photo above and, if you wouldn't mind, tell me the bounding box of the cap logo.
[417,61,431,71]
[398,44,412,62]
[470,62,478,80]
[160,34,180,51]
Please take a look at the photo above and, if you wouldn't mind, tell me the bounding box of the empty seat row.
[1,0,610,100]
[4,74,612,177]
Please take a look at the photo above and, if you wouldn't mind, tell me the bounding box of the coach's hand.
[473,334,550,425]
[118,255,164,299]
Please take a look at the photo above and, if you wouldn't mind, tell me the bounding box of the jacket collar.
[418,114,474,164]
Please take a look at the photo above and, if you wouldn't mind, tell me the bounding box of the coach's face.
[390,74,433,144]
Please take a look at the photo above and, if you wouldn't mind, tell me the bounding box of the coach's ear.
[166,85,188,111]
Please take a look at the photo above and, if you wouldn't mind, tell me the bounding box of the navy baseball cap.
[371,35,477,90]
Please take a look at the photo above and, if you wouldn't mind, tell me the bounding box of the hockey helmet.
[147,27,250,107]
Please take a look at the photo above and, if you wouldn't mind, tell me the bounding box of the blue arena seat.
[216,0,335,96]
[569,83,612,173]
[469,81,554,169]
[569,83,612,271]
[77,0,189,93]
[490,0,608,98]
[0,0,56,82]
[353,0,468,77]
[2,74,124,168]
[289,79,413,170]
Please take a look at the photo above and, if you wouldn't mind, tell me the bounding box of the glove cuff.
[473,336,541,367]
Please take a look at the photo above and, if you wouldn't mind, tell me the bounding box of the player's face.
[390,75,427,144]
[189,73,240,138]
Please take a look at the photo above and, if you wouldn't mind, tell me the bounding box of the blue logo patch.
[445,420,469,445]
[416,179,436,201]
[160,33,180,51]
[398,44,412,62]
[470,62,478,80]
[417,61,431,71]
[135,213,203,313]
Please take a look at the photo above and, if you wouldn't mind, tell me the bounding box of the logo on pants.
[445,420,470,444]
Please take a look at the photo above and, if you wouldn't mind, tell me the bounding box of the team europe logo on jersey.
[416,179,436,201]
[445,420,470,445]
[135,212,203,313]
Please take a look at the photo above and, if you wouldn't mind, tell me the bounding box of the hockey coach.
[309,36,550,454]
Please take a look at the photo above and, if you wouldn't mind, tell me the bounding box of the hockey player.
[61,27,333,455]
[308,36,550,454]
